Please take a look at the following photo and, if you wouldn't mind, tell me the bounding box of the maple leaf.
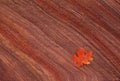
[72,48,93,67]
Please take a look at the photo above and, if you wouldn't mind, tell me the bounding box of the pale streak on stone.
[0,34,55,81]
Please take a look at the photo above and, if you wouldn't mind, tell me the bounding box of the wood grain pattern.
[0,0,120,81]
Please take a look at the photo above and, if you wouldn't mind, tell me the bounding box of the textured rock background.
[0,0,120,81]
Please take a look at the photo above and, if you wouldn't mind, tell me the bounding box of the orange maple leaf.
[72,48,93,67]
